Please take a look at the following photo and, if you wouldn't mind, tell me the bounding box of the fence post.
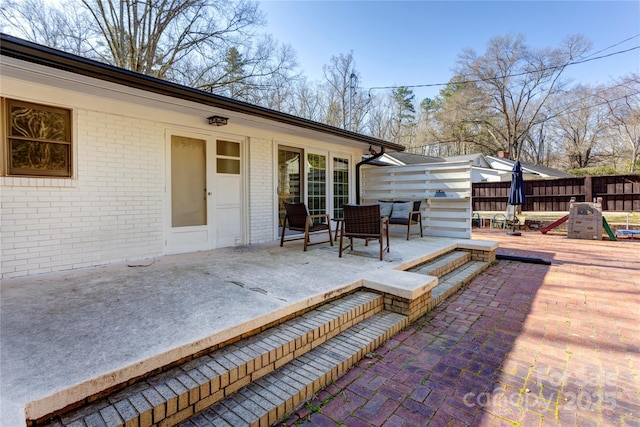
[584,176,592,203]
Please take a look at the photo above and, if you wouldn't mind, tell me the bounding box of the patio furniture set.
[280,200,423,260]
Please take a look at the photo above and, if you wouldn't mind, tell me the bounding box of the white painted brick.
[2,90,357,277]
[1,108,164,278]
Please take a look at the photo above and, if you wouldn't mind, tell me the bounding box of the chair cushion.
[308,223,330,232]
[390,202,412,220]
[378,201,394,217]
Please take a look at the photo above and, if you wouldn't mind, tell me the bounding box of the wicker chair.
[339,204,390,261]
[280,202,333,251]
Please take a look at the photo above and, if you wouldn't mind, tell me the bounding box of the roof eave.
[0,33,404,152]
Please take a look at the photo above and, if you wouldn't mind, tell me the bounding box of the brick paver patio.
[282,229,640,426]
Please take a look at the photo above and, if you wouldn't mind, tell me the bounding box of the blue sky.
[258,1,640,101]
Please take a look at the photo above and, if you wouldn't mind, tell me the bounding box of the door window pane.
[216,158,240,174]
[307,153,327,224]
[333,157,349,219]
[171,136,207,227]
[217,140,240,157]
[278,147,302,225]
[216,140,240,174]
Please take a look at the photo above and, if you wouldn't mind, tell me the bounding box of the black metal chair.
[339,204,389,261]
[472,212,481,228]
[492,212,507,229]
[280,202,333,251]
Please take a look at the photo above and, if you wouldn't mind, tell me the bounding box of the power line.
[537,80,639,122]
[541,90,640,123]
[581,34,640,60]
[406,90,640,152]
[366,43,640,95]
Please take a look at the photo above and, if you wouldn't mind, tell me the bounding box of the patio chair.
[280,202,333,251]
[339,204,390,261]
[505,204,522,231]
[472,212,481,228]
[492,212,507,229]
[379,200,423,240]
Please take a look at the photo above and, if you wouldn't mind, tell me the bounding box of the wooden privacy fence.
[362,160,472,238]
[472,174,640,212]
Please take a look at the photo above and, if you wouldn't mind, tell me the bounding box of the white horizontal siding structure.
[361,161,473,239]
[0,53,368,278]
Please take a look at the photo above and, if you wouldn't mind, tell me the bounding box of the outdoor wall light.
[207,115,228,126]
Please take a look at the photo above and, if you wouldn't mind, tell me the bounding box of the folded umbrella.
[507,160,526,234]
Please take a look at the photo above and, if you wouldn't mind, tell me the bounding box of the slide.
[540,215,569,234]
[602,217,617,241]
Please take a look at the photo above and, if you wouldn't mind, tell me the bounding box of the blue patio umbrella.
[507,160,525,234]
[508,160,526,206]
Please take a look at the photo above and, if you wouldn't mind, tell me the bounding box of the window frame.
[3,98,73,178]
[215,139,241,175]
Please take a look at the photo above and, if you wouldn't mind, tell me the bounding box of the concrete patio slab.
[0,233,485,426]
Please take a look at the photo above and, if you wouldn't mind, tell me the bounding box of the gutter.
[355,147,386,204]
[0,33,405,153]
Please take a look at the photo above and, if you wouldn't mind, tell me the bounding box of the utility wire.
[407,91,640,152]
[366,43,640,95]
[539,90,640,123]
[539,83,640,122]
[581,34,640,60]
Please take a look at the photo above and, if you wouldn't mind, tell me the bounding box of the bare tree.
[1,0,92,54]
[413,78,494,156]
[200,36,300,103]
[600,74,640,172]
[320,52,370,131]
[287,79,326,122]
[551,85,609,169]
[322,52,353,128]
[2,0,299,103]
[80,0,261,78]
[455,33,591,160]
[366,92,396,141]
[523,119,550,165]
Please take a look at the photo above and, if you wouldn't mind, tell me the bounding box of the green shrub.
[568,166,620,176]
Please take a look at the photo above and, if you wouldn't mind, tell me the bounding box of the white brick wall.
[248,138,276,243]
[1,58,365,279]
[1,110,165,278]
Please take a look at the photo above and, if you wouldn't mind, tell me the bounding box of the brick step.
[42,291,384,427]
[409,250,471,278]
[407,250,489,312]
[430,261,487,308]
[179,310,408,427]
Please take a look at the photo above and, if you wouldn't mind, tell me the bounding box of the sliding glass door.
[333,156,349,219]
[307,152,327,223]
[278,147,302,226]
[277,145,350,235]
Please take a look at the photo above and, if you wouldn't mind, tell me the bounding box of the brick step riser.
[43,292,385,427]
[429,261,488,310]
[407,250,490,315]
[182,311,408,427]
[409,250,472,278]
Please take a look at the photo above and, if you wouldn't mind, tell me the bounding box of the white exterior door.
[214,139,244,247]
[166,132,244,254]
